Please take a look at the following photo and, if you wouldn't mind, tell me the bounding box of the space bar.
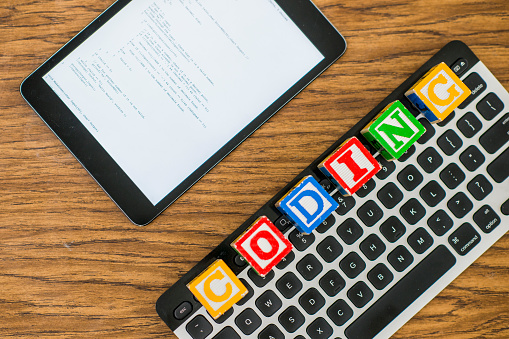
[345,245,456,339]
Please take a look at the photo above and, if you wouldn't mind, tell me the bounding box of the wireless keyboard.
[156,41,509,339]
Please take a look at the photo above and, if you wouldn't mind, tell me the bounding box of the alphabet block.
[276,176,338,234]
[232,216,292,276]
[187,259,248,319]
[405,62,471,123]
[318,137,381,195]
[361,100,426,160]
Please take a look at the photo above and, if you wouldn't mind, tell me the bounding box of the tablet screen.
[43,0,324,205]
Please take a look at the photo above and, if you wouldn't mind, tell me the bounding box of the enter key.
[480,112,509,154]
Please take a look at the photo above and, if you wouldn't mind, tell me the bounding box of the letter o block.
[232,216,292,276]
[187,259,247,319]
[405,62,471,123]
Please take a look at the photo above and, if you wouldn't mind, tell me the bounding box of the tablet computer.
[21,0,347,225]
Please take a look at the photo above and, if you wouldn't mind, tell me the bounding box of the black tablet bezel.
[21,0,347,225]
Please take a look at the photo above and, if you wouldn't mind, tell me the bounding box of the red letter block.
[232,216,292,276]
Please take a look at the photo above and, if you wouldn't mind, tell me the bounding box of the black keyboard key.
[187,315,213,339]
[256,290,282,317]
[345,245,456,339]
[279,306,305,333]
[367,263,394,290]
[274,215,293,232]
[357,200,384,226]
[480,113,509,154]
[289,229,315,251]
[212,326,240,339]
[340,252,366,278]
[275,251,295,270]
[397,145,416,162]
[419,180,446,207]
[400,198,426,225]
[440,163,466,189]
[397,165,423,191]
[448,192,473,218]
[297,254,323,281]
[437,129,462,156]
[235,308,262,335]
[473,205,501,233]
[317,236,343,263]
[237,279,254,306]
[316,213,336,234]
[375,156,396,180]
[388,245,414,272]
[457,111,482,138]
[327,299,353,326]
[319,270,346,297]
[377,182,404,209]
[347,281,374,308]
[333,193,356,215]
[234,254,247,268]
[459,72,487,109]
[417,118,435,144]
[276,272,302,299]
[380,216,406,242]
[407,227,434,254]
[174,301,193,320]
[487,146,509,183]
[248,268,274,287]
[337,218,363,245]
[460,145,485,172]
[467,174,493,201]
[437,110,455,127]
[319,178,335,194]
[356,179,376,198]
[451,58,468,76]
[259,325,285,339]
[307,317,333,339]
[359,234,386,261]
[448,223,481,256]
[428,210,453,236]
[417,147,443,173]
[299,288,325,315]
[214,308,234,324]
[502,199,509,216]
[477,92,504,121]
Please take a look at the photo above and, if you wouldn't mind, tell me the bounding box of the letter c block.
[232,216,292,276]
[405,62,471,123]
[187,259,247,319]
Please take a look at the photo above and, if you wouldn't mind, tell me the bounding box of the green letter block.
[361,101,425,160]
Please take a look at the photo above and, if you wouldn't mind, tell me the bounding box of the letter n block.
[361,100,426,160]
[405,62,471,123]
[276,176,338,234]
[318,137,380,196]
[232,216,292,276]
[187,259,247,319]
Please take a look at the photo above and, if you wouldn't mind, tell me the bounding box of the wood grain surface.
[1,0,508,337]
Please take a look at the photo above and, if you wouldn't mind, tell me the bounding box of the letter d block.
[276,176,338,234]
[232,216,292,276]
[405,62,471,123]
[187,259,247,319]
[361,100,425,160]
[319,137,381,195]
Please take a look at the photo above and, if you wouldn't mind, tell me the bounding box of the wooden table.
[1,0,508,337]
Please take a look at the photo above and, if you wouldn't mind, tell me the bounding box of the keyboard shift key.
[437,129,462,156]
[428,210,453,236]
[319,270,346,297]
[487,146,509,183]
[448,223,481,256]
[258,325,284,339]
[380,216,406,242]
[460,145,485,172]
[337,218,364,245]
[347,281,374,308]
[299,288,325,315]
[368,263,393,290]
[440,163,465,189]
[477,92,504,121]
[388,245,414,272]
[279,306,305,333]
[417,147,443,173]
[473,205,501,233]
[448,192,473,218]
[502,199,509,216]
[480,113,509,154]
[467,174,493,201]
[327,299,353,326]
[457,112,482,138]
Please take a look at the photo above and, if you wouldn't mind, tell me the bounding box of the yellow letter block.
[187,259,248,319]
[405,62,471,123]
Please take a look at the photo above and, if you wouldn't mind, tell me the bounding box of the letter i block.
[318,137,381,196]
[405,62,471,123]
[361,100,426,161]
[232,216,292,276]
[187,259,247,319]
[276,176,338,234]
